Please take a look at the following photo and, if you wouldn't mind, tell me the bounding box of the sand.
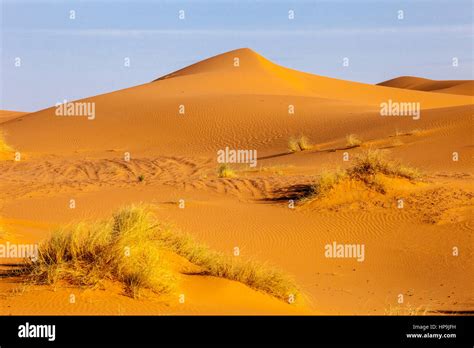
[0,110,27,124]
[378,76,474,96]
[0,48,472,315]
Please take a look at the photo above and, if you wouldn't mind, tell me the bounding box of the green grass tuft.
[349,149,421,181]
[288,135,312,152]
[346,134,362,148]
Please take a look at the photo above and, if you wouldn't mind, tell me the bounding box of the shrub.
[350,150,420,180]
[218,163,236,178]
[346,134,362,148]
[22,206,176,298]
[155,228,300,303]
[298,150,421,202]
[311,170,347,198]
[288,135,312,152]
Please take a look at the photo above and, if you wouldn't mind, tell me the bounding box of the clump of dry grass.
[288,135,312,152]
[300,149,421,202]
[347,150,421,193]
[349,149,421,181]
[21,205,176,298]
[218,163,236,178]
[155,228,300,303]
[346,134,362,148]
[19,205,300,303]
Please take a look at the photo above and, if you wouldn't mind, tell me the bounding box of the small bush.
[299,150,421,202]
[19,206,300,303]
[22,206,176,298]
[156,228,300,303]
[137,174,145,182]
[288,135,312,152]
[350,150,420,180]
[346,134,362,148]
[218,164,236,178]
[311,170,347,198]
[298,136,312,151]
[288,138,300,153]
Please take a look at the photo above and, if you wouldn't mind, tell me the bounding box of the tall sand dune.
[1,48,472,157]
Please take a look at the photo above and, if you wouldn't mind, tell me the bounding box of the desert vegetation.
[218,163,236,178]
[17,205,300,302]
[301,149,421,202]
[345,134,362,148]
[156,224,300,303]
[0,132,13,159]
[288,135,312,152]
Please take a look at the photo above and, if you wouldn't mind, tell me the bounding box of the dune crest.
[2,48,472,157]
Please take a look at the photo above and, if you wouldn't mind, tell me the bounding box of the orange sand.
[378,76,474,96]
[0,48,472,315]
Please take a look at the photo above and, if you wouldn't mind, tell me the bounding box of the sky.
[1,0,472,112]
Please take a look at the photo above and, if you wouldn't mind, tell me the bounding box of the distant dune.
[378,76,474,96]
[2,48,472,158]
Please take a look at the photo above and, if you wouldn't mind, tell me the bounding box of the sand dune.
[378,76,474,96]
[0,48,472,315]
[2,49,472,158]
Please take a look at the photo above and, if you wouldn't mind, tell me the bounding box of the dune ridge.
[2,49,472,159]
[378,76,474,96]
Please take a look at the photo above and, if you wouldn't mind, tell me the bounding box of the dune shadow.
[262,184,315,202]
[257,146,360,161]
[257,152,292,161]
[0,263,26,278]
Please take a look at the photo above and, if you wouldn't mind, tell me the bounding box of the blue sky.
[1,0,472,112]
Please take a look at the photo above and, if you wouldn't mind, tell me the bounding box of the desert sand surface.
[0,48,473,315]
[378,76,474,96]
